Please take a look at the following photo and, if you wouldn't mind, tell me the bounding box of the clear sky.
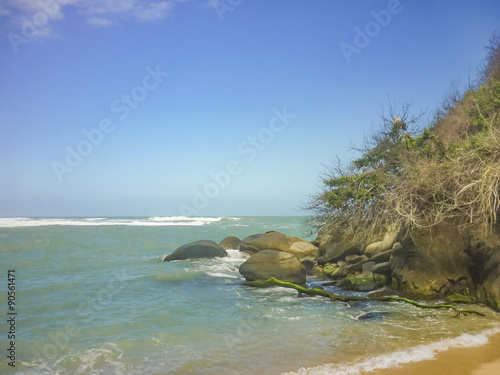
[0,0,499,217]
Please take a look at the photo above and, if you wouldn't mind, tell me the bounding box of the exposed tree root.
[245,278,487,317]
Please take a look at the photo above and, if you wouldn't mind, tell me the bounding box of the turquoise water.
[1,216,499,375]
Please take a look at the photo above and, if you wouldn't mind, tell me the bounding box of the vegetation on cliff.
[305,34,500,242]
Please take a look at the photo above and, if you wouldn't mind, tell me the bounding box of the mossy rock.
[323,265,338,278]
[323,264,349,279]
[446,293,472,304]
[340,273,387,291]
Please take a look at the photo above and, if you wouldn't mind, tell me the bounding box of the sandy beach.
[373,332,500,375]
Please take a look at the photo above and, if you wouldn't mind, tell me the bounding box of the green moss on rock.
[341,273,387,291]
[323,265,339,277]
[446,293,472,304]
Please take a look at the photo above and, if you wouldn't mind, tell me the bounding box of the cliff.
[313,222,500,311]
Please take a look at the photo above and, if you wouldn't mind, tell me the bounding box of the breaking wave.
[0,216,238,228]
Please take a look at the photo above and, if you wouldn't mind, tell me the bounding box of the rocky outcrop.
[239,231,318,260]
[239,250,306,284]
[219,236,241,250]
[315,220,500,311]
[313,225,362,264]
[389,225,471,299]
[314,225,393,291]
[163,240,227,261]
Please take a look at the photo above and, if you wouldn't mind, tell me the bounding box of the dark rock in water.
[357,312,391,320]
[239,249,306,284]
[219,236,241,250]
[163,240,227,261]
[301,259,315,274]
[321,281,338,287]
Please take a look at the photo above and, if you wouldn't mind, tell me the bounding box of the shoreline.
[372,332,500,375]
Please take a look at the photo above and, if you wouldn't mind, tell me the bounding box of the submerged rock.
[163,240,227,261]
[239,249,306,284]
[357,312,391,320]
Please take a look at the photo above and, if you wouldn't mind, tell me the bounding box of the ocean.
[1,216,499,375]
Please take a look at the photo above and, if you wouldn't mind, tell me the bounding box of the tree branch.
[245,278,486,317]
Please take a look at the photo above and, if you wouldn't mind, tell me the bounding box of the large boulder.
[478,252,500,311]
[239,231,318,260]
[467,226,500,311]
[239,250,306,284]
[163,240,227,261]
[390,224,471,299]
[219,236,241,250]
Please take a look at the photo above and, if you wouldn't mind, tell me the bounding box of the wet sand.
[373,332,500,375]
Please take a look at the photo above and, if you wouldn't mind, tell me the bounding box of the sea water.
[0,216,499,375]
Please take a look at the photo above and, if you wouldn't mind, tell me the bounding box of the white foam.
[0,217,231,228]
[283,327,500,375]
[205,272,240,278]
[148,216,222,223]
[200,252,248,279]
[20,343,128,375]
[226,249,250,260]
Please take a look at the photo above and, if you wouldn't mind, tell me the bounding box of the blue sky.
[0,0,499,217]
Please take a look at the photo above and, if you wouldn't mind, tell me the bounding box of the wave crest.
[0,217,238,228]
